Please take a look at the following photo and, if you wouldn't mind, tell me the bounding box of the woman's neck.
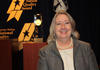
[56,37,71,47]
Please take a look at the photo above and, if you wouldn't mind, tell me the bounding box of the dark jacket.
[38,38,99,70]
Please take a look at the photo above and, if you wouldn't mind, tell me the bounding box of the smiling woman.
[55,14,72,43]
[38,10,99,70]
[47,10,79,43]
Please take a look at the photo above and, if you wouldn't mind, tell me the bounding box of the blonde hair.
[47,10,80,43]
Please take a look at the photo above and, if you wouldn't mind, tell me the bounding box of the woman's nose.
[61,23,65,28]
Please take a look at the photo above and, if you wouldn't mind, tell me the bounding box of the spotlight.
[34,14,42,26]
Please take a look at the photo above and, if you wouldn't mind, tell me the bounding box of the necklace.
[56,38,73,50]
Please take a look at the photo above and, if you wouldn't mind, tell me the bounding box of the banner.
[0,0,44,42]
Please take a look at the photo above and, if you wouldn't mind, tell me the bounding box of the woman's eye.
[65,22,70,24]
[56,23,61,25]
[56,22,70,25]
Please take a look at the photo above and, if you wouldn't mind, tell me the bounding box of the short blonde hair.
[47,10,80,43]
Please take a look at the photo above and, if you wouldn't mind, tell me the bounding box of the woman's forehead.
[56,14,69,21]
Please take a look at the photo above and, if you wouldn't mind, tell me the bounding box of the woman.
[38,10,99,70]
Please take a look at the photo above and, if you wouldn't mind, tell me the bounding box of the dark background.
[0,0,100,67]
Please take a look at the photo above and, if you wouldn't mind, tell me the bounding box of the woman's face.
[55,14,72,40]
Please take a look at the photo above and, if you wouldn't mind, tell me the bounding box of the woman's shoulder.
[78,40,90,46]
[75,39,91,50]
[40,41,56,52]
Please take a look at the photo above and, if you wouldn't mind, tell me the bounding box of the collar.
[49,38,79,57]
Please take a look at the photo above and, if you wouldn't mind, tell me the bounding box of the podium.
[23,42,47,70]
[0,40,12,70]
